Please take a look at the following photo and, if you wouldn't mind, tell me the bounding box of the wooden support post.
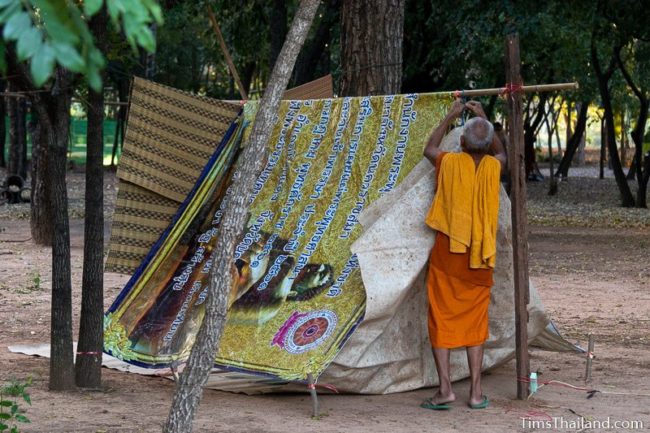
[505,33,531,401]
[585,334,595,382]
[307,373,319,418]
[207,5,249,101]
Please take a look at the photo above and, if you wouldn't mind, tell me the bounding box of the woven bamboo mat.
[106,78,240,274]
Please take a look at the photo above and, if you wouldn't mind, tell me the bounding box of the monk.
[421,99,506,410]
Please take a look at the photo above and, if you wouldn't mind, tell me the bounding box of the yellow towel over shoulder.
[425,152,501,269]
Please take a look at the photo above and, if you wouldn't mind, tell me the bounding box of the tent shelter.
[103,78,577,394]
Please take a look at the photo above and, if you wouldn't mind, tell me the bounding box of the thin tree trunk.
[7,84,19,177]
[523,95,548,179]
[545,99,559,195]
[620,111,626,167]
[600,116,606,179]
[163,1,320,431]
[76,8,107,388]
[555,102,589,178]
[340,0,404,96]
[29,112,54,245]
[591,37,635,206]
[33,68,76,391]
[615,46,649,207]
[0,80,5,168]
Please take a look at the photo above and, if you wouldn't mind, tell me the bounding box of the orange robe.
[426,152,499,349]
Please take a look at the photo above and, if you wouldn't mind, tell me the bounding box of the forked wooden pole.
[207,5,249,100]
[585,334,595,382]
[505,33,531,401]
[307,373,319,417]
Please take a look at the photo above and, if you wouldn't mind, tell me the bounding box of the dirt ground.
[1,169,649,433]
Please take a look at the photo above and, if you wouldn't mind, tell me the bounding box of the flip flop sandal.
[468,395,489,409]
[420,397,451,410]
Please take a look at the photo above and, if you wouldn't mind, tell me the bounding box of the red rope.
[502,82,524,95]
[307,382,339,393]
[76,351,101,356]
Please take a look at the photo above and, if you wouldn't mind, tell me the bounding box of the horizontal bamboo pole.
[436,82,579,98]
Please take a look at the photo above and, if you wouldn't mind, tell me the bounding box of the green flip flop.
[420,397,451,410]
[468,395,489,409]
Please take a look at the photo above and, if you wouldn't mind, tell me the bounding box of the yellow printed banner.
[105,93,452,380]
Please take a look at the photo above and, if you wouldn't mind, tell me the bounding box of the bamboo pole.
[434,82,578,98]
[207,5,249,101]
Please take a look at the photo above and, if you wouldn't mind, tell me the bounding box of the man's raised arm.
[423,99,465,165]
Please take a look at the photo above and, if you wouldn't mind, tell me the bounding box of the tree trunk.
[0,80,5,168]
[619,111,626,167]
[7,86,20,177]
[33,68,76,391]
[340,0,404,96]
[600,116,606,179]
[29,112,54,245]
[7,86,28,180]
[591,37,635,206]
[576,128,586,166]
[640,154,650,208]
[615,47,650,207]
[565,100,572,153]
[163,1,320,431]
[76,8,107,389]
[523,95,547,179]
[555,102,589,178]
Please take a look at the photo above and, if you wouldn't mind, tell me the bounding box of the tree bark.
[340,0,404,96]
[523,94,547,179]
[0,80,5,168]
[7,83,28,180]
[555,102,589,179]
[163,1,320,431]
[599,116,606,179]
[76,8,107,388]
[29,112,54,245]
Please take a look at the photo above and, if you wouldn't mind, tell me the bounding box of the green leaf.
[0,422,7,431]
[3,10,30,40]
[87,68,102,92]
[0,401,10,408]
[22,394,30,405]
[51,42,84,72]
[83,0,104,17]
[0,413,9,420]
[16,26,42,61]
[30,42,56,87]
[9,404,16,415]
[135,27,155,53]
[0,2,21,23]
[14,414,29,423]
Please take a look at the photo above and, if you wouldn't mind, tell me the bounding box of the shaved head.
[462,117,494,153]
